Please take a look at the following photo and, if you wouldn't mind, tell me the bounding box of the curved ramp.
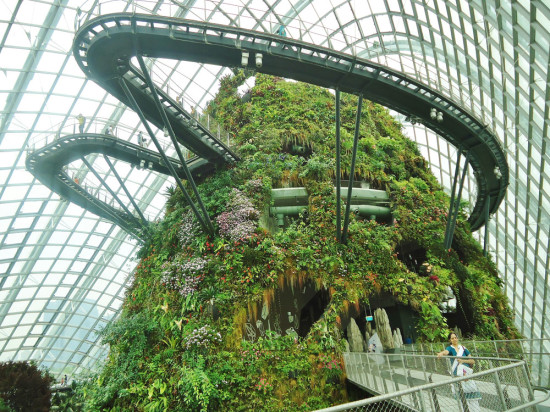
[26,134,212,239]
[73,14,508,231]
[342,352,547,412]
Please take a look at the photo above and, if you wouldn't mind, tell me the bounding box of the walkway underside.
[26,134,212,239]
[73,14,509,231]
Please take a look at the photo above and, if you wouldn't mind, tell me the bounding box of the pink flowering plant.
[161,256,208,296]
[318,354,343,380]
[255,377,272,394]
[216,189,259,241]
[183,325,222,351]
[177,210,201,247]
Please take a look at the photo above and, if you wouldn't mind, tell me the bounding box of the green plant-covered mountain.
[79,72,518,411]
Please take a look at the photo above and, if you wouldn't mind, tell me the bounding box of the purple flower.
[216,189,259,241]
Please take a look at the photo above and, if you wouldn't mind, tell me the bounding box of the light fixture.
[241,50,249,67]
[406,115,422,125]
[430,108,437,120]
[436,111,443,123]
[116,57,128,74]
[163,127,169,137]
[255,53,263,68]
[494,166,502,179]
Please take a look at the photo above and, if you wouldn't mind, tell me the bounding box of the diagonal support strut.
[335,88,342,243]
[341,94,363,244]
[118,76,213,236]
[483,194,491,257]
[444,150,470,250]
[102,154,149,226]
[80,156,142,227]
[135,54,215,235]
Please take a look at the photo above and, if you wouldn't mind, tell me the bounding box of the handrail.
[27,118,174,153]
[314,379,549,411]
[27,115,233,157]
[331,352,548,411]
[402,338,550,389]
[72,13,509,231]
[73,0,384,56]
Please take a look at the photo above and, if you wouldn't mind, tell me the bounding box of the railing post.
[513,366,527,404]
[384,353,393,392]
[489,360,508,409]
[520,362,535,401]
[377,354,387,393]
[428,375,442,412]
[400,352,407,380]
[456,382,470,412]
[417,385,427,411]
[361,353,369,388]
[420,355,429,383]
[365,352,372,388]
[407,370,421,409]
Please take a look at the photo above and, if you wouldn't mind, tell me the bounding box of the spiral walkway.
[27,13,509,238]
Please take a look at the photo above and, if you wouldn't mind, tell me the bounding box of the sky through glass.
[0,0,548,378]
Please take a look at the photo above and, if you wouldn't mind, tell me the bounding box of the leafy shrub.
[216,189,259,241]
[80,73,518,411]
[161,256,208,296]
[184,325,223,350]
[0,361,53,412]
[178,209,202,247]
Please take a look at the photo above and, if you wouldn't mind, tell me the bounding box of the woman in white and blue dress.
[437,332,482,412]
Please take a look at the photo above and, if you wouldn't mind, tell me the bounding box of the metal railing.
[27,118,170,153]
[74,0,382,55]
[26,114,233,157]
[72,0,450,98]
[315,352,549,411]
[403,338,550,388]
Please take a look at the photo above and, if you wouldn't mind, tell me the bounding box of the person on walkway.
[138,131,146,147]
[438,332,481,412]
[77,113,85,133]
[106,124,115,136]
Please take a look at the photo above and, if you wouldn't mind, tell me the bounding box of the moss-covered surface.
[79,73,518,411]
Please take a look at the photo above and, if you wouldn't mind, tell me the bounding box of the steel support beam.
[102,154,148,225]
[342,94,363,244]
[80,157,141,226]
[118,76,211,234]
[335,88,342,243]
[483,194,491,257]
[135,54,214,235]
[444,150,463,249]
[444,151,470,250]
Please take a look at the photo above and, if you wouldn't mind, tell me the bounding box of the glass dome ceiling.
[0,0,548,378]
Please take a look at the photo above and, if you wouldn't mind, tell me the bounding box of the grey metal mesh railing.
[403,338,550,388]
[27,113,233,156]
[314,352,549,411]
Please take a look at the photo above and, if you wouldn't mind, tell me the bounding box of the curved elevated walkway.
[26,134,211,238]
[339,352,549,412]
[73,14,508,231]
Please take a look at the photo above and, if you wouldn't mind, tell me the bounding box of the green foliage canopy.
[79,73,518,410]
